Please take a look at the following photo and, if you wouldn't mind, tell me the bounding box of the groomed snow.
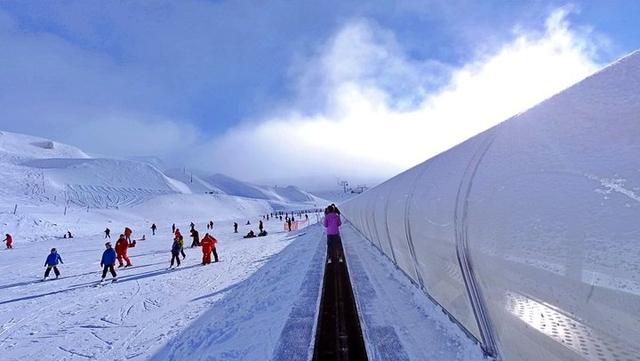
[0,219,322,361]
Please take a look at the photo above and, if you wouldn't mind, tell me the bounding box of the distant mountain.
[0,130,323,209]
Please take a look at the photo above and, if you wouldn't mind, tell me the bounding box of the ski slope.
[0,218,321,361]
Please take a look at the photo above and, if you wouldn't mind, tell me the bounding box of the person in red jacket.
[115,234,132,268]
[3,234,13,249]
[200,233,219,264]
[124,227,133,243]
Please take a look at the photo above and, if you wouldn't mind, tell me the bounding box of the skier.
[287,219,292,232]
[200,233,218,264]
[172,223,176,234]
[233,222,238,233]
[124,227,133,243]
[100,242,118,282]
[209,220,214,229]
[323,205,343,264]
[104,228,111,239]
[115,234,132,268]
[3,234,12,249]
[170,237,182,268]
[151,223,157,235]
[178,235,186,259]
[190,228,200,248]
[43,248,63,280]
[259,220,264,233]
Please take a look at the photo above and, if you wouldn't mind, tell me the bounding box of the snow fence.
[341,50,640,361]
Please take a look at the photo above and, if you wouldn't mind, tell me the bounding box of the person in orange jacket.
[3,234,13,249]
[115,234,132,268]
[124,227,133,243]
[200,233,219,264]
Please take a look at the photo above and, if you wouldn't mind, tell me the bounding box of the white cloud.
[196,8,603,188]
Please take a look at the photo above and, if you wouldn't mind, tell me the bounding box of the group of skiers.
[23,210,324,283]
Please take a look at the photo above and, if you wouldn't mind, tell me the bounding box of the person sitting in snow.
[43,248,63,280]
[67,231,73,238]
[3,234,13,249]
[243,230,256,239]
[258,230,268,237]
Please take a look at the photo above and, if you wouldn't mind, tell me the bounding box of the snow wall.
[341,50,640,361]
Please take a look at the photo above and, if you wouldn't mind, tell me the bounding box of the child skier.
[3,234,13,249]
[100,242,118,282]
[170,237,182,268]
[115,234,132,268]
[44,248,63,280]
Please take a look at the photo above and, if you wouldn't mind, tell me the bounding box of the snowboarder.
[151,223,157,235]
[323,204,343,264]
[124,227,133,243]
[200,233,218,264]
[100,242,118,281]
[43,248,63,280]
[115,234,132,268]
[243,230,256,239]
[170,237,182,267]
[258,230,268,237]
[258,220,264,233]
[190,228,200,248]
[3,234,13,249]
[172,223,176,234]
[233,222,238,233]
[104,228,111,238]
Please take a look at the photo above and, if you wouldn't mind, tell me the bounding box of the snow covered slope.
[342,50,640,361]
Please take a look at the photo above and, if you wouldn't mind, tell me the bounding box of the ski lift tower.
[338,180,349,194]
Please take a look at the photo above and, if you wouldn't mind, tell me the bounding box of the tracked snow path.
[0,218,320,361]
[341,223,486,361]
[151,224,326,361]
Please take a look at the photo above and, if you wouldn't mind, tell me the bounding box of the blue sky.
[0,1,638,187]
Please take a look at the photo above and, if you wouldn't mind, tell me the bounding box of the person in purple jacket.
[323,204,343,264]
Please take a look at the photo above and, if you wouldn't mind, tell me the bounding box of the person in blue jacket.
[43,248,63,280]
[100,242,118,281]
